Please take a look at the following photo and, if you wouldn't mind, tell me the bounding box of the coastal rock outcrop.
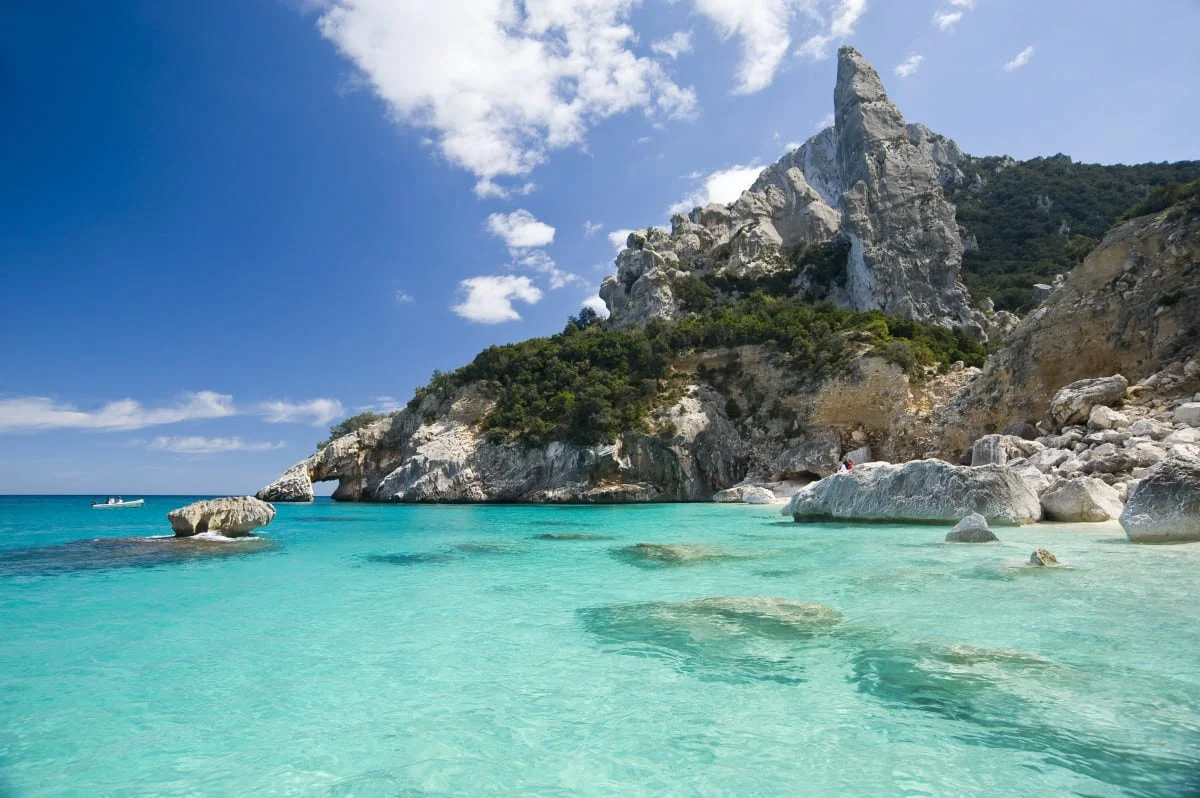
[787,459,1041,525]
[167,497,276,537]
[945,513,998,543]
[832,46,976,333]
[1119,454,1200,542]
[257,461,314,503]
[1029,549,1058,567]
[712,485,776,504]
[1040,476,1124,522]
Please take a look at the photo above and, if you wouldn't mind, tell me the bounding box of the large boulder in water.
[1040,476,1124,522]
[167,497,276,538]
[787,459,1041,525]
[1119,454,1200,542]
[1048,376,1128,428]
[945,513,998,543]
[256,461,314,503]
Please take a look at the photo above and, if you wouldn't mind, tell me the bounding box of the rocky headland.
[257,48,1200,542]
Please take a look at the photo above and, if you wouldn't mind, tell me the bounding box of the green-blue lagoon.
[1,496,1198,796]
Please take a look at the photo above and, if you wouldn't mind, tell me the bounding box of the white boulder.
[1120,454,1200,542]
[1173,403,1200,427]
[167,497,276,537]
[1039,477,1124,522]
[1088,405,1130,430]
[1048,376,1128,428]
[945,513,998,543]
[713,485,776,504]
[788,459,1041,525]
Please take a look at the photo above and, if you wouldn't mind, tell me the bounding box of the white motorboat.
[91,497,145,509]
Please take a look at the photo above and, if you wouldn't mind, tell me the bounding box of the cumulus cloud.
[668,163,763,216]
[1004,45,1035,71]
[652,30,693,60]
[689,0,803,93]
[316,0,697,197]
[147,436,286,455]
[485,209,556,248]
[581,295,611,318]
[0,391,236,432]
[893,54,923,78]
[395,291,414,304]
[608,228,637,252]
[583,220,604,237]
[486,209,579,288]
[257,398,346,426]
[795,0,868,62]
[452,275,543,323]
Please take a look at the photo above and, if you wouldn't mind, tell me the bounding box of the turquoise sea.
[1,496,1198,797]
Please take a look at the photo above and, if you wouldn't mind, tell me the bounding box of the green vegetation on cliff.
[948,155,1200,312]
[317,412,388,450]
[406,295,983,447]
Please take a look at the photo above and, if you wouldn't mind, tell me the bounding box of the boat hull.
[92,500,145,509]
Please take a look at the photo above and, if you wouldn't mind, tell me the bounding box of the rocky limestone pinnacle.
[832,46,977,333]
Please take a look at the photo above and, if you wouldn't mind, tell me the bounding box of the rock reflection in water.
[580,597,842,684]
[0,535,276,577]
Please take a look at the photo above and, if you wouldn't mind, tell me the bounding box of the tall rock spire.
[832,46,978,334]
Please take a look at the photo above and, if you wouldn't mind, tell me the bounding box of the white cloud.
[486,209,556,248]
[395,291,414,304]
[511,249,581,289]
[830,0,867,37]
[689,0,801,93]
[652,30,694,60]
[668,163,763,216]
[583,220,604,237]
[1004,45,1035,71]
[357,396,403,414]
[932,10,962,30]
[257,398,346,426]
[316,0,697,197]
[608,228,637,252]
[147,436,287,455]
[581,295,611,318]
[794,0,869,62]
[452,275,543,323]
[949,0,974,7]
[0,391,236,432]
[814,111,835,131]
[893,53,923,78]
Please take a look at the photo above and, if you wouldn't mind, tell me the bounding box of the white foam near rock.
[788,459,1041,525]
[1039,476,1124,522]
[1119,454,1200,542]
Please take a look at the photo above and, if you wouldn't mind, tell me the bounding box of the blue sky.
[1,0,1197,495]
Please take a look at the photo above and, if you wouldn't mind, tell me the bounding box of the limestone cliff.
[601,46,980,337]
[259,348,966,503]
[937,202,1200,455]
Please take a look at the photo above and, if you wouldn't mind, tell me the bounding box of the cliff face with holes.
[936,204,1200,453]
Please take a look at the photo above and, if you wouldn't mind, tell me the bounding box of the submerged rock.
[1120,454,1200,542]
[612,543,743,567]
[531,533,614,541]
[166,497,276,537]
[945,513,998,543]
[0,535,276,577]
[1040,476,1123,522]
[788,459,1041,525]
[1029,549,1058,567]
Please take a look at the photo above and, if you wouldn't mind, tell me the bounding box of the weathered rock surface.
[713,485,776,504]
[257,461,314,503]
[1049,376,1129,428]
[945,513,998,543]
[832,46,975,333]
[1174,402,1200,426]
[1040,477,1124,522]
[167,497,276,538]
[788,459,1041,525]
[971,434,1044,467]
[1088,405,1130,430]
[1029,549,1058,567]
[1120,455,1200,542]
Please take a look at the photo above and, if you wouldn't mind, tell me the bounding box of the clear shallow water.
[1,496,1199,797]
